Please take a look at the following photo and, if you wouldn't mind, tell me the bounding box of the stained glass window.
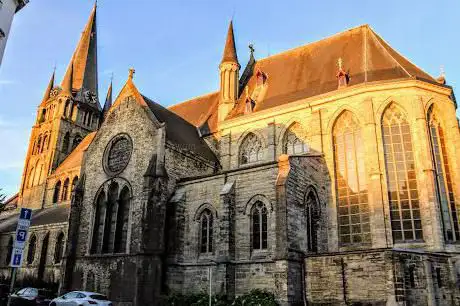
[284,123,309,155]
[333,111,371,244]
[240,133,264,165]
[428,107,459,242]
[382,104,422,242]
[251,201,268,250]
[200,209,213,253]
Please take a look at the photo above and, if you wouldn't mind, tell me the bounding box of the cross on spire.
[129,68,135,80]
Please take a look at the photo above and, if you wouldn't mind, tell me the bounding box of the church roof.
[221,21,238,64]
[53,132,96,176]
[61,3,98,94]
[0,206,70,233]
[169,24,437,130]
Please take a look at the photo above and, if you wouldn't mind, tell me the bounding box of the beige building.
[1,4,460,305]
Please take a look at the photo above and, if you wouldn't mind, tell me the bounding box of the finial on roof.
[128,68,135,80]
[337,57,343,71]
[245,86,249,98]
[249,44,254,55]
[62,58,74,96]
[336,57,349,89]
[221,20,238,64]
[437,65,446,85]
[41,69,56,106]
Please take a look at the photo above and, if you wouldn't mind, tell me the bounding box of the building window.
[240,133,264,165]
[114,187,130,253]
[436,267,443,288]
[251,201,268,250]
[199,209,213,254]
[305,189,320,252]
[382,103,422,242]
[72,134,82,150]
[62,132,70,154]
[5,236,13,265]
[283,122,309,155]
[333,111,371,245]
[62,178,69,201]
[91,191,106,254]
[54,232,65,263]
[27,235,37,264]
[102,183,118,253]
[53,181,61,203]
[428,106,459,242]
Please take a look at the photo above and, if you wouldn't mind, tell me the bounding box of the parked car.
[50,291,112,306]
[9,287,55,306]
[0,284,9,306]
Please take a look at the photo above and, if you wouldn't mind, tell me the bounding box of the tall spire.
[221,20,238,64]
[60,3,98,94]
[62,59,74,96]
[102,78,113,118]
[40,70,55,106]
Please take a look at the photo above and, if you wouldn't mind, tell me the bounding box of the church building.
[1,4,460,305]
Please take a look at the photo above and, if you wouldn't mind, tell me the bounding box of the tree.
[0,189,8,215]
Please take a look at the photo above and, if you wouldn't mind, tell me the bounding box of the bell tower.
[18,4,100,209]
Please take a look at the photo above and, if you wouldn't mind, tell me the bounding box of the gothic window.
[382,104,422,242]
[72,135,82,150]
[251,201,268,250]
[333,111,371,245]
[199,209,213,253]
[54,232,65,263]
[91,191,106,254]
[36,135,42,154]
[27,234,37,264]
[62,132,70,153]
[71,176,79,196]
[28,167,35,187]
[284,123,309,155]
[428,107,459,242]
[33,163,44,186]
[305,189,320,252]
[114,187,130,253]
[64,100,70,118]
[62,178,70,201]
[240,133,264,165]
[102,182,118,253]
[5,236,13,265]
[38,233,49,279]
[42,135,48,153]
[53,181,61,203]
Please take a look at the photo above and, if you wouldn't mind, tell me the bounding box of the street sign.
[10,248,23,268]
[10,208,33,266]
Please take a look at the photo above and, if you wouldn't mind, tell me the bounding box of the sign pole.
[6,268,17,306]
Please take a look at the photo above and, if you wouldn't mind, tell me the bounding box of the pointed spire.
[221,20,238,64]
[102,78,113,117]
[60,3,98,94]
[40,69,55,106]
[62,58,74,96]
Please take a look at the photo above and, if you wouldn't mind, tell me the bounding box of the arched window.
[53,181,61,203]
[41,135,48,153]
[27,235,37,264]
[64,100,70,118]
[62,178,70,201]
[62,132,70,154]
[102,183,119,253]
[114,187,130,253]
[5,236,13,265]
[283,123,309,155]
[428,107,458,242]
[382,104,422,242]
[28,167,35,187]
[54,232,65,263]
[305,189,320,252]
[199,209,213,253]
[72,135,82,150]
[240,133,264,165]
[36,135,42,154]
[38,233,49,280]
[333,111,370,245]
[91,191,106,254]
[71,176,79,196]
[251,201,268,250]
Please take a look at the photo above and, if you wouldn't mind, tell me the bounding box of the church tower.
[218,21,240,123]
[18,4,100,209]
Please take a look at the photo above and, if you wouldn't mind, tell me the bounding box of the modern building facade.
[1,4,460,305]
[0,0,28,67]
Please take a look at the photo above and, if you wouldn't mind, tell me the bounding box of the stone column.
[267,121,276,161]
[310,109,323,154]
[362,98,390,248]
[413,97,444,250]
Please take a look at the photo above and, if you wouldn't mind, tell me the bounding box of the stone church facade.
[1,4,460,305]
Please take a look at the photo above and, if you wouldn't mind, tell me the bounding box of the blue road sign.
[16,230,27,242]
[19,208,32,220]
[10,248,23,268]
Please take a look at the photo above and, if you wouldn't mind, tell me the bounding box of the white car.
[49,291,113,306]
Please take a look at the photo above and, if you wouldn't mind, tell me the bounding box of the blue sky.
[0,0,459,197]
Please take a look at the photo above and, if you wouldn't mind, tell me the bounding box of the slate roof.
[0,206,70,233]
[53,132,96,176]
[221,21,238,63]
[168,24,438,131]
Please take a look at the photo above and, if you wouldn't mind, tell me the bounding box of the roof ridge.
[256,24,370,64]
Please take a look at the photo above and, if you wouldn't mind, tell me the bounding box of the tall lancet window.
[199,209,213,254]
[283,122,309,155]
[333,111,370,245]
[428,106,459,242]
[251,201,268,250]
[240,133,264,165]
[382,104,422,242]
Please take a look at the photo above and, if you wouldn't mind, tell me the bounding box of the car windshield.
[90,294,108,300]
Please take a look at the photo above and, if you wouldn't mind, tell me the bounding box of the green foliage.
[160,289,278,306]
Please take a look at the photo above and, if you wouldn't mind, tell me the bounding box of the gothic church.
[1,4,460,305]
